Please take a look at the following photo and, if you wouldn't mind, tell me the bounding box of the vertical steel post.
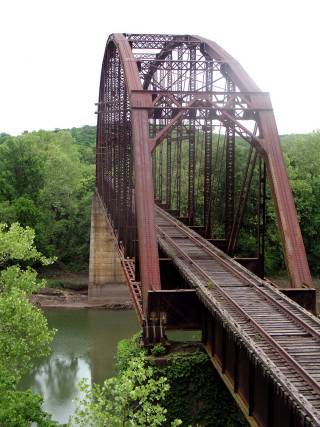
[225,78,235,241]
[176,45,183,215]
[204,60,213,238]
[257,157,266,277]
[188,46,196,225]
[166,52,172,209]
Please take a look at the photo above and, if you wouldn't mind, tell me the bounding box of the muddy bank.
[33,271,133,309]
[31,288,133,309]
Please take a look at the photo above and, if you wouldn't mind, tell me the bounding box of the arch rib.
[110,34,161,302]
[191,35,312,288]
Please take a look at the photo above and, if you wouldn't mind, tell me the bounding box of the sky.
[0,0,319,135]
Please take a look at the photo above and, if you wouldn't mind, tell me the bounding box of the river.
[20,309,138,424]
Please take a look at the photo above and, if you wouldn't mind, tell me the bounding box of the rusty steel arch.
[96,34,161,313]
[96,33,312,320]
[194,35,312,289]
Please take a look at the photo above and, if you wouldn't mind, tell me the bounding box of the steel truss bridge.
[95,33,320,426]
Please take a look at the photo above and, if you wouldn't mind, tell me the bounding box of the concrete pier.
[88,193,129,304]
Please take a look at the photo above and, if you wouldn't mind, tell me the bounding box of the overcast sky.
[0,0,319,135]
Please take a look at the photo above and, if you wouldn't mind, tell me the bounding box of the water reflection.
[32,355,81,402]
[20,309,138,424]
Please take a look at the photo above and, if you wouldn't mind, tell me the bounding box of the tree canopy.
[0,223,57,426]
[0,126,319,276]
[0,127,95,268]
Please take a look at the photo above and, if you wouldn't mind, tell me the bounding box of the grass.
[46,279,64,289]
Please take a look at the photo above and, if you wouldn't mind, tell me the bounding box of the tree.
[0,129,95,268]
[0,223,57,426]
[281,131,320,274]
[0,135,45,201]
[71,353,182,427]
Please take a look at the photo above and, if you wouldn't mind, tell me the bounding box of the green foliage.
[70,125,96,163]
[154,130,320,276]
[46,278,64,289]
[116,332,144,373]
[0,128,95,269]
[151,343,167,357]
[249,131,320,275]
[280,131,320,274]
[153,350,247,427]
[0,222,57,426]
[0,389,58,427]
[0,222,54,266]
[71,354,181,427]
[0,136,45,200]
[113,336,246,426]
[0,125,319,276]
[206,281,214,290]
[72,334,181,426]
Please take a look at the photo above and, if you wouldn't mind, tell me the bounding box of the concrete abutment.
[88,193,130,304]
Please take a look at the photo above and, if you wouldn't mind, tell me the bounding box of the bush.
[151,343,167,357]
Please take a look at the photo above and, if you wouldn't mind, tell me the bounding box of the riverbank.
[31,288,132,309]
[33,271,133,309]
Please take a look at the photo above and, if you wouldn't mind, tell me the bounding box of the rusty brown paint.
[110,34,161,307]
[97,32,312,316]
[192,35,312,288]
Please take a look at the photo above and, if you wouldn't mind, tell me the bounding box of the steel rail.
[156,207,320,341]
[156,208,320,396]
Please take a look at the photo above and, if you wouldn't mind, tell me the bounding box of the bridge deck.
[155,207,320,426]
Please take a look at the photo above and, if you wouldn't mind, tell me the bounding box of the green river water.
[20,309,138,424]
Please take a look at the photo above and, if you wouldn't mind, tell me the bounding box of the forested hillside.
[0,126,95,269]
[281,133,320,274]
[0,126,319,276]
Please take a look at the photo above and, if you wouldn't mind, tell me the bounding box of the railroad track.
[155,206,320,425]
